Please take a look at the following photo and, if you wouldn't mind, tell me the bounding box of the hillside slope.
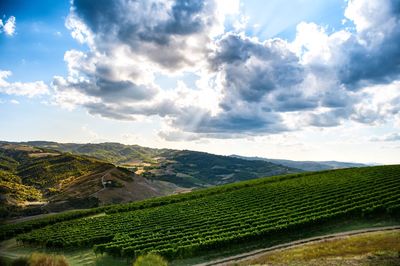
[23,141,301,187]
[0,143,110,205]
[1,141,299,218]
[12,165,400,262]
[0,143,182,217]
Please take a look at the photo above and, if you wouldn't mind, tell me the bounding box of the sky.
[0,0,400,164]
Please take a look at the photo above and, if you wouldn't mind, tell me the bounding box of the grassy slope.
[0,143,123,217]
[236,230,400,266]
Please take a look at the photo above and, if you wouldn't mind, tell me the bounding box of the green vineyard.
[15,166,400,259]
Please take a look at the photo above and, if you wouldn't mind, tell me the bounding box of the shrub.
[28,253,68,266]
[133,253,168,266]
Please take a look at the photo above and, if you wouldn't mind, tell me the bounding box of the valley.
[0,141,301,218]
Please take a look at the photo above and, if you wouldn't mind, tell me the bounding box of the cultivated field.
[4,165,398,263]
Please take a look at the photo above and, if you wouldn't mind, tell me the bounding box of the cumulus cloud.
[54,0,233,120]
[0,70,49,97]
[50,0,400,140]
[0,16,16,36]
[66,0,224,71]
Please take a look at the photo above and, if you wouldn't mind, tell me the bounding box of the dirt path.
[88,168,114,197]
[196,225,400,266]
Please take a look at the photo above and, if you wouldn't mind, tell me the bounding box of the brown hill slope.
[0,143,183,218]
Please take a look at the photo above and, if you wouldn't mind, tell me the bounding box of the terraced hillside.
[11,165,400,261]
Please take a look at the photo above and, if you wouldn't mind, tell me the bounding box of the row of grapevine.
[16,165,400,260]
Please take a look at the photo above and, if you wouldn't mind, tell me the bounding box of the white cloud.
[351,80,400,124]
[0,16,16,36]
[0,70,49,97]
[46,0,400,141]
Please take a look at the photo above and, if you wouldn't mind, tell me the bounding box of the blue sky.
[1,0,400,164]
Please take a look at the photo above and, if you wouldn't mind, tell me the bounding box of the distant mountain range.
[230,155,369,171]
[0,140,371,218]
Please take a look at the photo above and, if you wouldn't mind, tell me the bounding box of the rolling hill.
[2,165,398,265]
[20,141,301,187]
[25,142,369,181]
[0,141,301,218]
[231,155,368,171]
[0,142,182,218]
[23,141,165,165]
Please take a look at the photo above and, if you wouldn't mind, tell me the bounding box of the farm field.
[1,165,400,265]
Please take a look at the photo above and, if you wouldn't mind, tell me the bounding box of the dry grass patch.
[28,252,68,266]
[238,230,400,266]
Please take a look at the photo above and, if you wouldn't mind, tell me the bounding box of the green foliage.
[0,170,21,183]
[0,207,107,240]
[0,170,42,203]
[133,253,168,266]
[0,180,42,202]
[17,154,110,188]
[14,165,400,260]
[0,143,114,209]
